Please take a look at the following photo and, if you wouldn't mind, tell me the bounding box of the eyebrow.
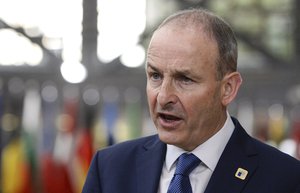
[146,63,159,72]
[147,62,194,77]
[173,69,193,76]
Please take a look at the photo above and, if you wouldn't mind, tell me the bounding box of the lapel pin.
[235,168,248,180]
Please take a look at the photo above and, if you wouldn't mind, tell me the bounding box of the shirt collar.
[165,112,235,172]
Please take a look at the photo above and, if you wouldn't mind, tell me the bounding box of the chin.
[157,129,182,145]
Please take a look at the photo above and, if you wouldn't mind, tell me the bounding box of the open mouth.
[159,113,181,122]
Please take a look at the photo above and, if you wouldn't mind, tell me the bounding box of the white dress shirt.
[157,113,235,193]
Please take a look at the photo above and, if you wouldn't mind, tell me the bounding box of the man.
[82,8,300,193]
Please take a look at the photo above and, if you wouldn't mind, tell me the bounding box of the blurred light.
[60,61,87,84]
[24,27,42,37]
[0,0,42,28]
[97,0,146,63]
[0,0,83,69]
[268,103,284,120]
[42,37,63,50]
[41,82,58,103]
[83,87,100,106]
[39,0,71,38]
[279,139,296,157]
[0,29,43,66]
[8,77,24,95]
[60,0,84,83]
[27,44,44,66]
[1,114,19,132]
[120,44,145,68]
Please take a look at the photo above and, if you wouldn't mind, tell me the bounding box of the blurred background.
[0,0,300,192]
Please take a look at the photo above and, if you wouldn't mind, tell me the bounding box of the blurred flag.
[123,87,142,139]
[41,85,78,193]
[268,104,286,145]
[39,82,61,193]
[0,78,3,191]
[73,128,93,193]
[102,86,119,145]
[290,106,300,159]
[21,81,42,193]
[92,113,108,150]
[1,77,35,193]
[103,100,119,145]
[1,134,32,193]
[291,117,300,159]
[40,154,74,193]
[40,82,58,155]
[113,87,143,142]
[72,87,98,193]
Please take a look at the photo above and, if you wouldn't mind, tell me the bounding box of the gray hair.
[157,8,238,80]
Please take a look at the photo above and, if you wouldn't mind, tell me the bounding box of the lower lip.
[158,116,182,129]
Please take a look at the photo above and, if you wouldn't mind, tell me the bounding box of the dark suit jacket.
[82,117,300,193]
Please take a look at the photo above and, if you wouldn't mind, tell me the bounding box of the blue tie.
[167,153,201,193]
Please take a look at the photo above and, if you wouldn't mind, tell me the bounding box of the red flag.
[73,129,93,193]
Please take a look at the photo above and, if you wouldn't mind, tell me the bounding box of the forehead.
[146,25,218,73]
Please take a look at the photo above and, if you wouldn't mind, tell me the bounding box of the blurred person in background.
[82,8,300,193]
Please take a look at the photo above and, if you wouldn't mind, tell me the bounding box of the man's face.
[146,25,227,151]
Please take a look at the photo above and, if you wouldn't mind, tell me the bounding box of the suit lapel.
[204,118,259,193]
[136,135,166,193]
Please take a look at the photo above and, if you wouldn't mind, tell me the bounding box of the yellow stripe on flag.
[1,138,26,193]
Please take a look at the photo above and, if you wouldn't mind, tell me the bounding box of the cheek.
[146,86,157,109]
[183,92,213,118]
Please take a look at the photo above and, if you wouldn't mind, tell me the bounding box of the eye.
[149,72,162,81]
[178,75,193,84]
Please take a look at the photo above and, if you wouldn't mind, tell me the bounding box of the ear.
[221,72,242,106]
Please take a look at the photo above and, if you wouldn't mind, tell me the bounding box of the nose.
[157,79,178,108]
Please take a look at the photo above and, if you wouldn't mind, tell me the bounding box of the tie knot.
[175,153,201,176]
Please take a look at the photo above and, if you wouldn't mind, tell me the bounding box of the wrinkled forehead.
[149,23,214,51]
[147,23,218,60]
[146,25,219,74]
